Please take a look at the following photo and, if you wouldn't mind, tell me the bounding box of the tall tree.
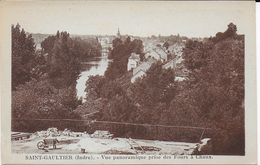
[105,37,144,80]
[12,24,36,90]
[174,23,244,155]
[130,62,176,124]
[48,31,81,88]
[129,39,143,55]
[41,35,56,55]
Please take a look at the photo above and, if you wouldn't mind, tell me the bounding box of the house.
[146,57,157,64]
[145,49,168,62]
[162,59,176,69]
[131,57,156,83]
[168,44,184,57]
[131,69,147,83]
[127,53,141,71]
[145,50,160,61]
[176,56,184,64]
[133,61,152,76]
[156,49,168,62]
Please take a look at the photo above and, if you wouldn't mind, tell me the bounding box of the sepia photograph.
[1,1,256,164]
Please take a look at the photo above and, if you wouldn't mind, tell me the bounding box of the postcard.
[0,1,256,164]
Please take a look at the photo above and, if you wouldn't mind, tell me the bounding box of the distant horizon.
[25,29,244,39]
[6,2,248,38]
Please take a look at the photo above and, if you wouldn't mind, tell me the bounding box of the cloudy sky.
[1,1,253,38]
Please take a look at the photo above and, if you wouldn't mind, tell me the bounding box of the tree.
[85,75,106,100]
[12,24,36,90]
[12,79,81,131]
[129,39,143,55]
[210,22,237,44]
[176,23,244,155]
[47,31,81,88]
[163,41,169,49]
[182,40,211,72]
[105,38,128,79]
[105,38,144,80]
[41,35,56,55]
[129,62,176,124]
[131,62,176,107]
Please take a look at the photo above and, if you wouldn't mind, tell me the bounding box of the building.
[99,36,113,56]
[156,49,168,62]
[145,49,168,62]
[131,58,157,83]
[162,59,176,69]
[117,28,121,38]
[127,53,141,71]
[145,50,160,61]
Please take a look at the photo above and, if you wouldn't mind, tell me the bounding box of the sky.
[2,1,252,38]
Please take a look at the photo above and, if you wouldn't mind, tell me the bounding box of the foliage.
[41,35,56,55]
[85,75,107,100]
[43,31,102,88]
[12,24,36,90]
[12,79,80,120]
[70,37,102,60]
[12,79,81,131]
[105,38,127,79]
[99,95,138,122]
[129,39,144,55]
[210,23,237,44]
[83,74,137,122]
[163,41,169,49]
[131,62,176,108]
[105,37,144,80]
[12,25,84,132]
[172,23,244,155]
[41,32,102,88]
[83,23,244,155]
[129,62,176,124]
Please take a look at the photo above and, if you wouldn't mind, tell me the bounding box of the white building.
[156,49,168,62]
[131,58,157,83]
[131,69,147,83]
[99,36,113,56]
[162,59,176,69]
[145,49,168,62]
[127,53,141,71]
[145,50,160,61]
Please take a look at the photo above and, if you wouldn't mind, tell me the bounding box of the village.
[11,29,213,155]
[11,22,245,156]
[98,28,193,83]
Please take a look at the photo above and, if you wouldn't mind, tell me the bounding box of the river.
[76,57,110,100]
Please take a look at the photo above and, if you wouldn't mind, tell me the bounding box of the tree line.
[12,24,101,131]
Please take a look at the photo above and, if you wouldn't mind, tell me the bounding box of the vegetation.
[82,23,244,155]
[12,22,244,155]
[12,24,37,90]
[12,24,101,131]
[168,23,244,155]
[105,37,143,80]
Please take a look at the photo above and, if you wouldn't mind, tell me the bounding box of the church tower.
[117,28,121,38]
